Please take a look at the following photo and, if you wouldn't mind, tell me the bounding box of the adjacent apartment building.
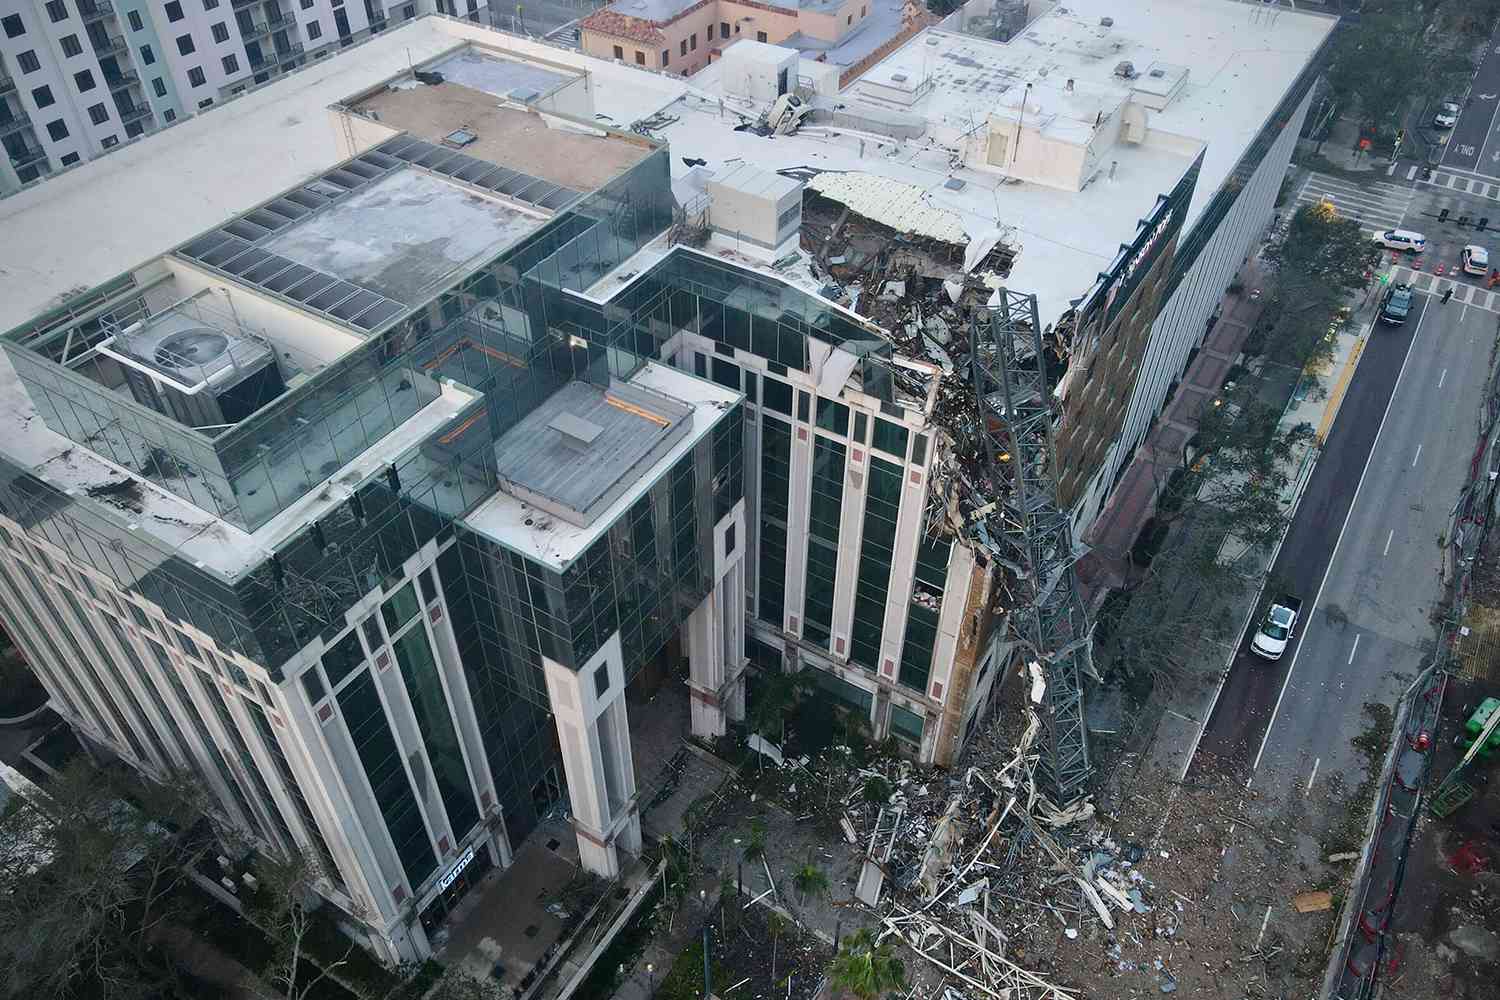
[0,0,488,193]
[0,1,1333,967]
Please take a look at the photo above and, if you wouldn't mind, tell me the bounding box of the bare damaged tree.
[250,849,351,1000]
[425,967,508,1000]
[1096,393,1314,699]
[0,759,210,1000]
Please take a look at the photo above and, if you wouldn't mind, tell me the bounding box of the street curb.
[1318,666,1439,1000]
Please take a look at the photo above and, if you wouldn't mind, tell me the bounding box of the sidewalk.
[1078,258,1272,596]
[1116,289,1380,799]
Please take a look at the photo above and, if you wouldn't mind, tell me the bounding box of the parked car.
[1435,101,1461,128]
[1374,229,1427,253]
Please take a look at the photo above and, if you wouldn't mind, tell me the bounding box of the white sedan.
[1435,101,1461,128]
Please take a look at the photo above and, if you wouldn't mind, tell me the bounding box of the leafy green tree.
[828,928,906,1000]
[1258,203,1378,374]
[1325,6,1432,126]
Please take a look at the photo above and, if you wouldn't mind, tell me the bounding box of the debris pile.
[819,674,1205,1000]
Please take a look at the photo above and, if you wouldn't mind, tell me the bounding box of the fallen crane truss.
[969,289,1093,805]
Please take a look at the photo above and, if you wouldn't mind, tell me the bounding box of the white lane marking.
[1307,757,1321,796]
[1407,165,1419,181]
[1439,367,1448,388]
[1413,443,1423,467]
[1384,529,1394,556]
[1387,161,1398,177]
[1348,633,1361,664]
[1256,906,1273,949]
[1251,301,1430,775]
[1463,302,1470,322]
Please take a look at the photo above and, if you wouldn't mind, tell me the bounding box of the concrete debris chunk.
[1292,890,1333,913]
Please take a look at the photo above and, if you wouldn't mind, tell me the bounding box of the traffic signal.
[1440,208,1451,222]
[1395,129,1406,150]
[1459,215,1471,228]
[1480,217,1489,232]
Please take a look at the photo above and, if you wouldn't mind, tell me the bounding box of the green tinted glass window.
[382,581,420,634]
[872,418,908,458]
[322,630,365,688]
[816,397,849,435]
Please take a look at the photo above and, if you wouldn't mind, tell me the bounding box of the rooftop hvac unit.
[97,311,285,430]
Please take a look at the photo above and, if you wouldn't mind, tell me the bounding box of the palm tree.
[828,928,906,1000]
[792,862,829,906]
[748,669,815,745]
[767,910,787,979]
[742,818,767,862]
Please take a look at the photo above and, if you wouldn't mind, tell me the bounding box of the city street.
[1442,32,1500,177]
[1191,166,1500,804]
[1190,297,1426,775]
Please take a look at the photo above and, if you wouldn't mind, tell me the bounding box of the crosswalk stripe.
[1300,185,1404,213]
[1296,172,1414,229]
[1384,265,1500,312]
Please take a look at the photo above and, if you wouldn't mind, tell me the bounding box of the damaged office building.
[0,1,1335,970]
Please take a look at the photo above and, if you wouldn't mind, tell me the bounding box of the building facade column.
[542,633,641,878]
[687,503,747,737]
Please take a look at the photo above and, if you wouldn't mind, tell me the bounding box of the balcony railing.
[91,34,128,56]
[231,0,262,9]
[10,145,47,168]
[0,115,35,139]
[119,105,153,124]
[0,72,16,95]
[242,18,269,36]
[104,69,139,90]
[78,1,115,22]
[273,42,304,59]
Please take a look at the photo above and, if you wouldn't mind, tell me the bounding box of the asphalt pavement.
[1188,298,1426,775]
[1191,270,1496,798]
[1251,292,1493,797]
[1442,30,1500,177]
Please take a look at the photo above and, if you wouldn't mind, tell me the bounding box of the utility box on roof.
[706,163,803,256]
[718,40,800,104]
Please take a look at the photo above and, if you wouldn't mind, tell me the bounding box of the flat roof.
[0,18,479,335]
[492,379,692,527]
[428,49,576,101]
[259,169,546,305]
[465,363,738,571]
[351,80,653,193]
[629,0,1332,326]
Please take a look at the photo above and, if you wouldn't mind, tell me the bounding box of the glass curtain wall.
[802,437,845,647]
[336,669,437,889]
[757,416,792,627]
[899,535,952,693]
[850,457,902,669]
[392,624,481,843]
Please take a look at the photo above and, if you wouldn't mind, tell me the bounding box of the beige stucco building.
[579,0,877,77]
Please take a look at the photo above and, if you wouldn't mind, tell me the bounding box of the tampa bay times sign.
[1088,148,1202,333]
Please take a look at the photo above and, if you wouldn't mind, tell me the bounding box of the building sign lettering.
[438,843,478,893]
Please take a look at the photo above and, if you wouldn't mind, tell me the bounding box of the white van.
[1375,230,1427,253]
[1463,244,1490,276]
